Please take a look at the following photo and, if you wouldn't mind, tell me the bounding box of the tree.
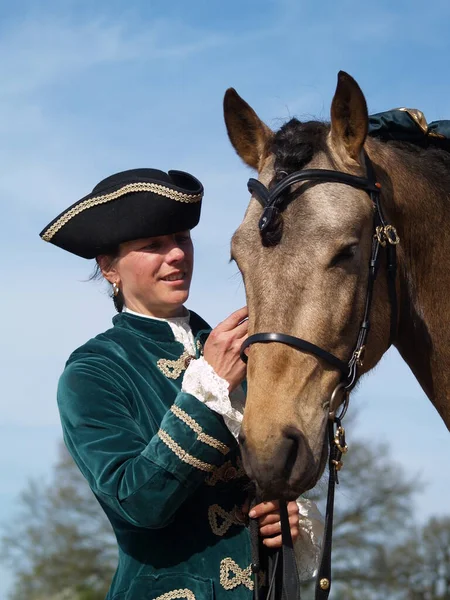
[2,431,422,600]
[301,435,417,600]
[376,516,450,600]
[1,443,117,600]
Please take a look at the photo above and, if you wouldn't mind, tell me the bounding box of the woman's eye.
[142,243,160,251]
[176,235,191,244]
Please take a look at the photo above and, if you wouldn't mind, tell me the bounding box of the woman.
[40,168,322,599]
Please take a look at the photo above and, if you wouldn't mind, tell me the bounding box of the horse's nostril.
[284,426,302,446]
[238,424,317,497]
[283,427,301,479]
[283,440,297,480]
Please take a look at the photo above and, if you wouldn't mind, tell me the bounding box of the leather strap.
[250,502,263,599]
[252,503,302,600]
[279,502,302,600]
[241,333,348,375]
[345,200,383,390]
[386,243,398,344]
[248,169,380,209]
[314,421,338,599]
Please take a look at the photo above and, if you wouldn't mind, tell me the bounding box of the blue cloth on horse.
[368,108,450,151]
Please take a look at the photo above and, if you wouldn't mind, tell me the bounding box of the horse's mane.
[383,140,450,187]
[272,118,450,192]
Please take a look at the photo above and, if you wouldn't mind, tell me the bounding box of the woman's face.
[108,231,194,318]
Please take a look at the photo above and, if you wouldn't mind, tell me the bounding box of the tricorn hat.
[40,168,203,259]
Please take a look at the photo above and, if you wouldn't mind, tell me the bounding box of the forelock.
[271,119,330,175]
[259,119,330,246]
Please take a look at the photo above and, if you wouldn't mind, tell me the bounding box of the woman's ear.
[96,255,119,285]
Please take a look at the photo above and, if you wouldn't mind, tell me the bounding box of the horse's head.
[224,72,392,499]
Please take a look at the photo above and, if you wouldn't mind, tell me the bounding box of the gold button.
[320,578,330,590]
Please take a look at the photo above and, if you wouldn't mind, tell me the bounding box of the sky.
[1,0,450,597]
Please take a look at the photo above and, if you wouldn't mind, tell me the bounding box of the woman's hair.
[91,249,125,313]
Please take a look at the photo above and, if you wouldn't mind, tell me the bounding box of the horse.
[223,71,450,502]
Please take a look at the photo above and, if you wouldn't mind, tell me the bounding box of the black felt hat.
[40,168,203,259]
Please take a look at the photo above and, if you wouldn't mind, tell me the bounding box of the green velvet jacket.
[58,311,254,600]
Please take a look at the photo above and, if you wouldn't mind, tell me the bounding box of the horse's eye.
[330,244,358,267]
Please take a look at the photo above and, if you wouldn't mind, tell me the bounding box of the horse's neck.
[374,141,450,428]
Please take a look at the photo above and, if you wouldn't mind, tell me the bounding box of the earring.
[112,282,120,297]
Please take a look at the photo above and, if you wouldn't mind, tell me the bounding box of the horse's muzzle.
[238,426,325,499]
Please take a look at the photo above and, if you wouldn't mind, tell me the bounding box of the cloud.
[0,17,231,99]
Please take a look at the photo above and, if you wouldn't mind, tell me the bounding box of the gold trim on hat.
[41,182,203,242]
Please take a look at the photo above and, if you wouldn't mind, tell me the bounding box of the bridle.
[240,154,399,390]
[240,154,400,599]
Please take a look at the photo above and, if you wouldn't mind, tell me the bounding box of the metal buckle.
[384,225,400,245]
[334,426,348,454]
[375,225,400,247]
[375,225,387,246]
[332,459,343,471]
[353,345,366,368]
[331,422,348,476]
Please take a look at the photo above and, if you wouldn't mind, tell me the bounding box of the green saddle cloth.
[368,108,450,151]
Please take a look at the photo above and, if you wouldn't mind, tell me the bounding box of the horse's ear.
[330,71,368,163]
[224,88,273,170]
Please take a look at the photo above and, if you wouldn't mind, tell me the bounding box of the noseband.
[242,154,400,600]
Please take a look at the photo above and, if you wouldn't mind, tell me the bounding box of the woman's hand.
[203,307,248,392]
[249,500,300,548]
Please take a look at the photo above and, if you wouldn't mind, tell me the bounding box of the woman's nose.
[166,244,185,263]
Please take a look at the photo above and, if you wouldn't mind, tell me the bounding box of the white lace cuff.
[294,497,324,581]
[182,357,245,440]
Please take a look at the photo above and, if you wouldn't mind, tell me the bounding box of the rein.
[241,154,399,599]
